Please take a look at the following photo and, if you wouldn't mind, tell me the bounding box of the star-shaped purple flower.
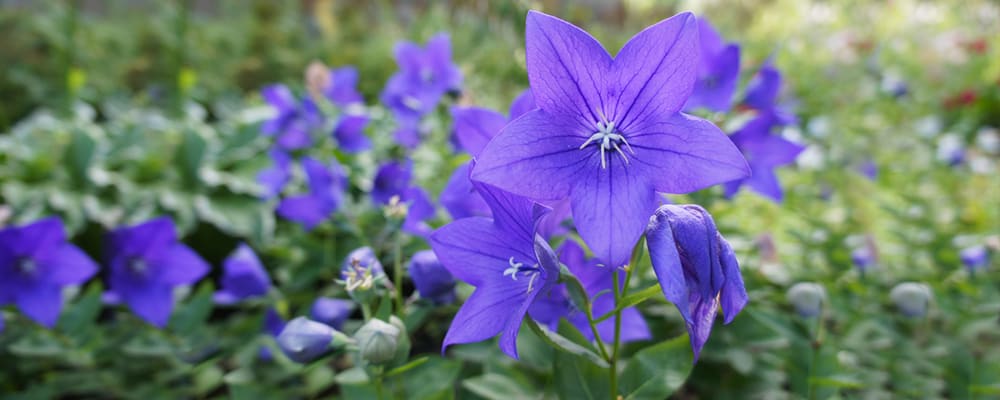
[277,157,347,230]
[0,217,98,327]
[473,11,749,268]
[371,160,436,237]
[106,217,210,328]
[430,179,559,359]
[723,112,805,203]
[214,243,271,304]
[684,17,741,113]
[324,67,372,153]
[645,204,748,359]
[261,84,323,151]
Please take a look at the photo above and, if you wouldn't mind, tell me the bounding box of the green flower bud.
[890,282,931,317]
[355,319,401,365]
[786,282,825,317]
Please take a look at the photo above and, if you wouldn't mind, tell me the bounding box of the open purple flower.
[371,160,435,237]
[261,84,322,151]
[723,112,805,202]
[106,217,210,328]
[473,11,748,268]
[324,67,372,153]
[310,297,354,330]
[257,149,291,199]
[381,34,462,148]
[214,243,271,304]
[430,179,559,359]
[277,157,347,230]
[342,246,384,279]
[0,217,98,327]
[409,250,456,304]
[646,204,748,359]
[684,18,740,112]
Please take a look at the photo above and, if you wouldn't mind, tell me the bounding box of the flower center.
[16,257,36,275]
[128,258,148,276]
[580,121,634,169]
[502,256,543,293]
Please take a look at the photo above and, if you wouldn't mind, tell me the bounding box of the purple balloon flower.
[106,217,210,328]
[277,157,347,230]
[723,112,805,203]
[0,217,98,327]
[342,246,384,279]
[257,149,291,199]
[646,204,748,359]
[371,160,436,237]
[684,17,741,112]
[261,84,323,151]
[324,67,372,153]
[310,297,355,330]
[430,179,559,359]
[214,243,271,304]
[473,11,749,268]
[960,245,989,272]
[409,250,456,304]
[277,316,335,363]
[381,34,463,148]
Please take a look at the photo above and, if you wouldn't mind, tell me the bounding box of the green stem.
[62,0,79,116]
[586,307,611,362]
[374,368,386,400]
[393,230,404,316]
[610,267,622,400]
[361,303,372,320]
[807,307,825,400]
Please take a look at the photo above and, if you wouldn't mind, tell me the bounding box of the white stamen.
[580,120,632,169]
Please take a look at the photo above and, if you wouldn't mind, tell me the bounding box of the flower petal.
[508,89,537,120]
[570,165,657,268]
[472,109,590,201]
[472,179,550,240]
[525,10,611,125]
[334,115,371,153]
[440,162,490,219]
[611,12,698,131]
[441,282,524,353]
[15,284,62,327]
[430,218,535,287]
[718,235,748,324]
[18,217,66,259]
[746,167,785,203]
[40,244,98,286]
[277,194,331,230]
[451,106,507,157]
[122,284,175,328]
[645,206,692,323]
[498,283,543,359]
[155,244,210,286]
[742,59,781,110]
[628,113,749,194]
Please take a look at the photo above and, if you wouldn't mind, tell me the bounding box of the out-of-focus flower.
[214,244,271,304]
[440,162,491,220]
[276,157,347,230]
[310,297,354,330]
[260,308,286,361]
[371,160,436,237]
[324,67,372,153]
[408,250,456,304]
[741,59,796,124]
[684,17,740,112]
[341,247,384,297]
[474,11,748,268]
[936,133,965,166]
[430,179,559,359]
[786,282,825,317]
[261,84,322,151]
[723,113,805,203]
[277,317,335,363]
[106,217,210,327]
[960,245,989,273]
[858,159,878,181]
[645,204,748,359]
[257,149,291,199]
[0,217,98,327]
[890,282,932,317]
[355,318,402,365]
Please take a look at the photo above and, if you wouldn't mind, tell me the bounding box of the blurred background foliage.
[0,0,998,398]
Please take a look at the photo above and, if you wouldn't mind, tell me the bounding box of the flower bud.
[408,250,456,304]
[959,245,989,273]
[277,317,335,363]
[890,282,931,317]
[354,319,401,365]
[310,297,354,330]
[786,282,825,317]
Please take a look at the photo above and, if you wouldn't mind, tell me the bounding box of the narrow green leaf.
[594,284,662,323]
[526,318,609,368]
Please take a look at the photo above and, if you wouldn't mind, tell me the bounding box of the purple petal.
[745,168,784,203]
[324,67,364,106]
[409,250,456,304]
[570,165,658,268]
[537,198,571,239]
[17,217,66,259]
[440,162,490,220]
[743,60,781,110]
[525,10,612,124]
[276,119,313,151]
[112,217,177,261]
[697,17,724,56]
[451,106,507,156]
[610,12,698,131]
[718,235,747,324]
[218,243,270,301]
[472,179,550,240]
[40,244,98,286]
[686,44,740,112]
[155,244,210,286]
[441,281,524,354]
[627,113,749,194]
[686,291,720,360]
[402,186,435,237]
[310,297,355,329]
[15,284,62,327]
[277,194,331,230]
[262,84,297,112]
[122,284,175,328]
[372,160,413,205]
[742,134,805,167]
[257,149,291,199]
[508,89,537,120]
[430,218,535,287]
[645,207,692,323]
[498,282,543,359]
[334,115,371,153]
[472,109,589,201]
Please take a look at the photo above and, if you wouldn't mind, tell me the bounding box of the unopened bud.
[786,282,825,317]
[890,282,932,317]
[277,317,335,363]
[355,319,401,365]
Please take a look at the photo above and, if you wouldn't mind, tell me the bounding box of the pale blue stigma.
[502,257,542,294]
[129,258,148,276]
[580,120,634,169]
[16,257,36,275]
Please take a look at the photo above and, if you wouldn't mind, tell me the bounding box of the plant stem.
[586,307,611,362]
[393,230,404,316]
[374,368,386,400]
[610,267,622,400]
[807,307,825,400]
[361,303,372,320]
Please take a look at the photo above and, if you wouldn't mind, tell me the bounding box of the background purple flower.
[260,308,287,361]
[960,245,989,272]
[310,297,354,330]
[277,157,347,230]
[214,243,271,304]
[741,59,796,124]
[371,160,436,237]
[723,112,805,203]
[261,84,323,151]
[440,162,491,219]
[685,17,741,112]
[409,250,456,304]
[257,149,291,199]
[646,204,748,359]
[341,246,384,279]
[473,11,748,268]
[324,67,372,153]
[106,217,210,328]
[0,217,98,327]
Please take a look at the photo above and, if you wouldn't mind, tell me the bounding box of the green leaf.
[176,128,207,186]
[619,334,694,400]
[194,194,274,242]
[168,284,214,334]
[594,284,661,323]
[462,373,532,400]
[64,127,97,186]
[400,357,461,400]
[552,321,611,400]
[526,318,608,368]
